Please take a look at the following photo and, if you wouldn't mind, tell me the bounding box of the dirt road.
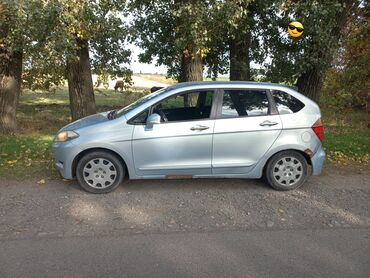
[0,165,369,277]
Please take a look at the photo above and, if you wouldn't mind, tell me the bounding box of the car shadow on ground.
[62,177,272,194]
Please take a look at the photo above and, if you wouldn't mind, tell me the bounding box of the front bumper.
[52,140,82,179]
[311,145,325,175]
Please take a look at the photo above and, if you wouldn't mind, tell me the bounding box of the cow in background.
[114,80,124,92]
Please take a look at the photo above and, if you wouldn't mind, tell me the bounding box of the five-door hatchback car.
[52,82,325,193]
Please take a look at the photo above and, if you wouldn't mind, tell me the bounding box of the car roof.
[166,81,297,91]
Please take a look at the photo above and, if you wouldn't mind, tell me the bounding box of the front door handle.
[260,120,278,127]
[190,125,209,131]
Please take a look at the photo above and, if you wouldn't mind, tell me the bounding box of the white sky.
[129,44,168,74]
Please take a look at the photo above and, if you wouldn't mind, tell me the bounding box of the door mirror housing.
[146,113,161,128]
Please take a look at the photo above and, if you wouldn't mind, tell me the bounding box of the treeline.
[0,0,366,134]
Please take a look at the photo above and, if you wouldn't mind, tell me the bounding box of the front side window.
[152,90,214,122]
[272,90,305,114]
[129,109,149,125]
[221,90,269,118]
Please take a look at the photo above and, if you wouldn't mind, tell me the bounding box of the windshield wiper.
[107,109,117,120]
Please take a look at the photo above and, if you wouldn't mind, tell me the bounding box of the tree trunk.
[297,69,323,103]
[66,38,96,121]
[229,31,251,81]
[0,50,23,134]
[179,47,203,82]
[178,46,203,106]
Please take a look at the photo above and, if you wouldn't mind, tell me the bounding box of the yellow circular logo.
[288,21,304,38]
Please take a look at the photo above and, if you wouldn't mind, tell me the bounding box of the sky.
[129,44,168,74]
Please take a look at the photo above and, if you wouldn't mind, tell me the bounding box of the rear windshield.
[272,90,305,114]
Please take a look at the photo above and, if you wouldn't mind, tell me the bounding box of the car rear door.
[212,88,282,174]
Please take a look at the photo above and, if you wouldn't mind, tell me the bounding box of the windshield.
[116,87,170,118]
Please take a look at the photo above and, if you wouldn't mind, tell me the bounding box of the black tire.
[265,150,308,191]
[76,151,125,193]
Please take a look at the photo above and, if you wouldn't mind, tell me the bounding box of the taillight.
[312,118,323,142]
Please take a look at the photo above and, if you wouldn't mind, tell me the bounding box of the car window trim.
[215,88,274,119]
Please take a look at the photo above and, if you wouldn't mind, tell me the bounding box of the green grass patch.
[0,135,57,179]
[17,88,148,134]
[324,129,370,164]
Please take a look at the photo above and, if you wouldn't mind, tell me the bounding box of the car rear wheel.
[76,151,125,193]
[265,151,308,191]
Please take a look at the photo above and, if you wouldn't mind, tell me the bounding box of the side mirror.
[146,113,161,128]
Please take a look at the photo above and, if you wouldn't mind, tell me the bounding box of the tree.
[131,0,230,82]
[323,1,370,111]
[24,0,132,121]
[261,0,359,102]
[0,0,46,134]
[227,1,253,81]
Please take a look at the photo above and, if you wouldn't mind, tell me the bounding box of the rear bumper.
[311,146,325,175]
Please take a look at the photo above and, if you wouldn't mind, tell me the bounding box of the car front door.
[131,89,216,177]
[212,88,282,174]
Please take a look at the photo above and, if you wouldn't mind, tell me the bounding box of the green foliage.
[260,0,357,84]
[20,0,132,90]
[322,2,369,110]
[130,0,256,80]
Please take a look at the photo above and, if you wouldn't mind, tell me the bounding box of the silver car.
[52,82,325,193]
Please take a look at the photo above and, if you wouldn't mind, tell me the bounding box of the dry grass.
[138,74,177,85]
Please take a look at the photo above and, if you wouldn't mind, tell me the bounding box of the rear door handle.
[190,125,209,131]
[260,120,278,127]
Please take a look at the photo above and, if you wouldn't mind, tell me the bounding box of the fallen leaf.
[37,179,46,185]
[278,208,285,214]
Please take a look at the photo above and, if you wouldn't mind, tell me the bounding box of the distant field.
[137,74,176,85]
[138,74,230,83]
[204,76,230,81]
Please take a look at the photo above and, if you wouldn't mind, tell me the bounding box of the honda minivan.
[52,82,325,193]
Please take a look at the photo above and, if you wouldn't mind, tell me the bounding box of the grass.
[204,76,230,81]
[0,88,148,179]
[324,130,370,164]
[0,135,55,179]
[0,87,369,179]
[321,107,370,164]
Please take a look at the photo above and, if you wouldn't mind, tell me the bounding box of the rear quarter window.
[272,90,305,114]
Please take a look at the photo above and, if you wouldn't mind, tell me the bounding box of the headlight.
[55,131,79,142]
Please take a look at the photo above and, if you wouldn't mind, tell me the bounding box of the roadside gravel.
[0,165,369,240]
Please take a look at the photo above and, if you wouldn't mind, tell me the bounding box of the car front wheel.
[76,151,125,193]
[265,150,308,191]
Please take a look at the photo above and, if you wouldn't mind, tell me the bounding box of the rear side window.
[272,90,305,114]
[221,90,269,118]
